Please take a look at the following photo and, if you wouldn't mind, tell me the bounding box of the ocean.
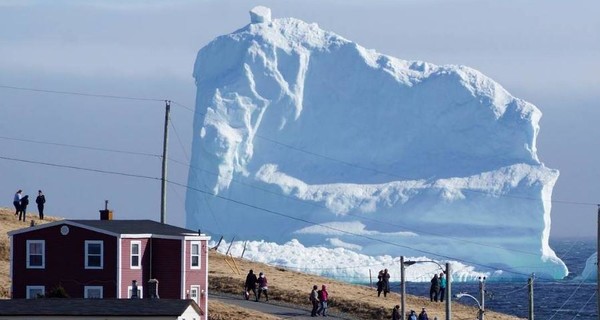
[403,238,597,319]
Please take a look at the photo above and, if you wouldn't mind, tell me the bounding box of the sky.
[0,0,598,238]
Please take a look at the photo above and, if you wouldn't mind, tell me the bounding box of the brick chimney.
[99,200,113,220]
[148,279,160,299]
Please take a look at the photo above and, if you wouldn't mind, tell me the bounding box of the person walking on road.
[13,190,22,216]
[257,272,269,302]
[317,284,329,316]
[18,195,29,222]
[36,190,46,220]
[392,305,401,320]
[310,285,320,317]
[430,274,440,302]
[439,272,446,302]
[245,269,258,301]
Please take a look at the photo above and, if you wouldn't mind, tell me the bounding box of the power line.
[0,84,165,102]
[0,155,160,181]
[0,135,161,158]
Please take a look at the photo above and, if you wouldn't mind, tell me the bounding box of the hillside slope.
[0,208,519,319]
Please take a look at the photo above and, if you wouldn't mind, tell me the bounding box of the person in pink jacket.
[317,284,329,316]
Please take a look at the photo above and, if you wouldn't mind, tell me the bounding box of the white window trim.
[26,285,45,299]
[190,241,201,270]
[130,241,141,269]
[84,286,103,299]
[26,240,45,269]
[128,285,143,299]
[85,240,104,269]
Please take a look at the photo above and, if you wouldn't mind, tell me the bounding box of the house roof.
[0,299,203,316]
[69,219,197,236]
[8,219,210,239]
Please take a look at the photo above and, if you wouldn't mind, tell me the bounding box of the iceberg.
[578,252,597,282]
[186,7,568,280]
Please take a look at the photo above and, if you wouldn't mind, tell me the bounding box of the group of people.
[392,306,430,320]
[13,189,46,222]
[429,272,446,302]
[309,284,329,317]
[376,268,391,297]
[244,269,269,302]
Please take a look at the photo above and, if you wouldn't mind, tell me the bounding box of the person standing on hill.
[245,269,258,301]
[382,268,391,297]
[317,284,329,316]
[439,272,446,302]
[310,285,320,317]
[13,190,22,216]
[257,272,269,302]
[36,190,46,220]
[18,195,29,222]
[430,274,440,302]
[376,270,384,297]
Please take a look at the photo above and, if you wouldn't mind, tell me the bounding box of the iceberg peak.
[250,6,271,24]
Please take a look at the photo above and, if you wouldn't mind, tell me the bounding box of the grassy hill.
[0,207,520,319]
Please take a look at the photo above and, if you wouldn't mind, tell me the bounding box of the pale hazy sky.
[0,0,598,238]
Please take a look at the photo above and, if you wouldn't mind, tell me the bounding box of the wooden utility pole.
[479,277,486,320]
[401,256,406,320]
[160,100,170,224]
[446,262,451,320]
[528,274,534,320]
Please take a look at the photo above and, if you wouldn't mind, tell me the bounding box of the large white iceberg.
[186,7,568,280]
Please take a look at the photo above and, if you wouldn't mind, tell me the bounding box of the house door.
[190,285,200,304]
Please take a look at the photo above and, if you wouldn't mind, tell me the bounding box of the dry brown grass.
[0,207,521,319]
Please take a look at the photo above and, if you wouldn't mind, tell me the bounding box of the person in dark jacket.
[409,310,418,320]
[418,308,429,320]
[310,285,319,317]
[377,270,384,297]
[382,268,391,297]
[430,274,440,302]
[257,272,268,301]
[13,189,22,216]
[18,195,29,222]
[392,305,401,320]
[36,190,46,220]
[245,269,258,301]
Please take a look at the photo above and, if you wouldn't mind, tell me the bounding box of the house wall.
[12,224,117,299]
[184,239,208,318]
[151,238,182,299]
[119,238,150,298]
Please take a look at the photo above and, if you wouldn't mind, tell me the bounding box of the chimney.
[99,200,113,220]
[148,279,160,299]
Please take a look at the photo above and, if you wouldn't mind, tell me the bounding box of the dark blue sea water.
[403,238,597,320]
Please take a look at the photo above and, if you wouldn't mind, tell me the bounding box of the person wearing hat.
[409,310,418,320]
[36,190,46,220]
[418,308,429,320]
[257,272,268,301]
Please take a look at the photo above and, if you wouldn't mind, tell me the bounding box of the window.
[26,240,45,269]
[130,241,141,269]
[26,286,45,299]
[85,240,103,269]
[128,285,143,299]
[190,242,200,269]
[84,286,103,299]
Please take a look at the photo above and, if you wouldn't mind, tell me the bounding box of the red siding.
[151,238,182,299]
[12,224,117,299]
[119,238,150,298]
[185,239,208,307]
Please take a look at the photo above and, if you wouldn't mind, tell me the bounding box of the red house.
[7,215,210,320]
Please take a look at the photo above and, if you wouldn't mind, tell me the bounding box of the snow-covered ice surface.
[187,7,568,280]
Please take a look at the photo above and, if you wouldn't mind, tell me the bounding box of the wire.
[547,271,593,320]
[0,84,165,102]
[0,155,160,181]
[572,290,596,320]
[0,135,161,158]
